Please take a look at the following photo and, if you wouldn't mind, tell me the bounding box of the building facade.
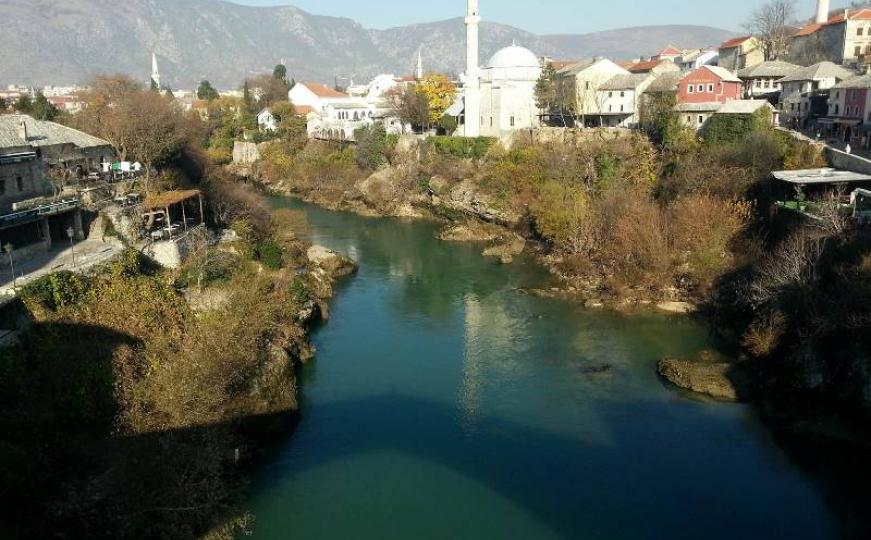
[478,45,542,137]
[718,36,764,71]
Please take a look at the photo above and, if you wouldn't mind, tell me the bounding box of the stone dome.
[486,45,540,69]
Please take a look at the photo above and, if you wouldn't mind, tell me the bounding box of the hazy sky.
[230,0,846,34]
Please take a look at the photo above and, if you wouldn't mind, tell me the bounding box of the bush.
[19,271,89,313]
[256,239,284,270]
[431,136,495,159]
[703,108,772,146]
[743,310,787,357]
[354,123,390,170]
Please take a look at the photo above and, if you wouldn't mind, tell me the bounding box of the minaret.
[464,0,481,137]
[151,53,161,90]
[416,49,424,80]
[816,0,830,24]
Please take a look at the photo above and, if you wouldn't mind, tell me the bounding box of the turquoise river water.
[241,198,860,539]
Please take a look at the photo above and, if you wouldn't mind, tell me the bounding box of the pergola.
[141,190,205,237]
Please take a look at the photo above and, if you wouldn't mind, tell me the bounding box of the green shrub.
[703,108,772,145]
[431,136,495,159]
[354,123,390,170]
[256,240,284,270]
[19,271,89,312]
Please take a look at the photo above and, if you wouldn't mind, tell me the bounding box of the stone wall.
[503,127,635,148]
[826,147,871,175]
[233,141,261,165]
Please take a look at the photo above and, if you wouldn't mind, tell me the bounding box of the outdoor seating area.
[140,190,205,242]
[772,168,871,224]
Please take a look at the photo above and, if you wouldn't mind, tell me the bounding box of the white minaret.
[416,49,424,80]
[151,53,161,89]
[816,0,830,24]
[464,0,481,137]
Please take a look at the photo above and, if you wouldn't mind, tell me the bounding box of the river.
[242,198,848,539]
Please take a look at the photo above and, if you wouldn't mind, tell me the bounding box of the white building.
[257,108,278,132]
[677,49,719,71]
[595,73,655,128]
[478,45,543,137]
[778,61,856,127]
[288,82,350,114]
[556,58,631,126]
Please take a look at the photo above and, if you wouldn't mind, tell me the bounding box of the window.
[764,79,771,88]
[707,84,714,92]
[697,84,704,92]
[489,117,493,126]
[608,91,613,97]
[585,81,591,90]
[688,85,694,94]
[620,91,625,97]
[608,105,613,112]
[698,115,704,125]
[686,115,692,123]
[859,27,865,36]
[510,116,515,127]
[620,104,624,112]
[16,177,24,192]
[835,104,840,114]
[856,45,862,57]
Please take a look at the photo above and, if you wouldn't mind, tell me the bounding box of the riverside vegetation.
[249,104,871,423]
[0,75,355,539]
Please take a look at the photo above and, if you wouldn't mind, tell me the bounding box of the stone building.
[790,2,871,67]
[778,61,856,129]
[0,115,113,261]
[595,73,655,128]
[737,61,800,99]
[478,45,543,137]
[718,36,764,71]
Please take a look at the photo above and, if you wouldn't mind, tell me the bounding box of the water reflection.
[253,198,861,540]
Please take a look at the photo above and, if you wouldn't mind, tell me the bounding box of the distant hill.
[0,0,738,89]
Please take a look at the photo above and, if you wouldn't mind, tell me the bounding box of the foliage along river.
[244,198,860,539]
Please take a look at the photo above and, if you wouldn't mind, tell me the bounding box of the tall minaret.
[151,53,161,90]
[464,0,481,137]
[416,49,424,80]
[816,0,830,24]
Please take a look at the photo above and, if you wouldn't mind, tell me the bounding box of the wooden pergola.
[142,190,205,235]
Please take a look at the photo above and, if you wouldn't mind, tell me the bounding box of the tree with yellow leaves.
[417,74,456,127]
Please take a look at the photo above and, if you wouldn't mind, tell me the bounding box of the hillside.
[0,0,738,88]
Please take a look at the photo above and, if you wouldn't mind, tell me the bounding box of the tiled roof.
[0,114,111,151]
[715,100,773,114]
[294,105,316,116]
[675,101,722,112]
[720,36,753,49]
[794,8,871,37]
[658,46,682,56]
[646,72,682,93]
[702,65,742,82]
[548,60,577,70]
[600,73,652,90]
[833,74,871,89]
[628,59,673,73]
[302,82,347,98]
[556,59,599,76]
[737,61,801,79]
[778,61,856,83]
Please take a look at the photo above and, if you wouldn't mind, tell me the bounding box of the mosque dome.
[486,45,540,69]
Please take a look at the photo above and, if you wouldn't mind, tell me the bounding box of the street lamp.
[3,243,15,289]
[66,227,77,269]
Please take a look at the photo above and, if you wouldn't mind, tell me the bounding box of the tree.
[248,74,290,109]
[242,80,256,115]
[14,94,32,114]
[354,123,390,170]
[417,74,456,126]
[273,64,288,83]
[535,63,561,125]
[0,97,7,113]
[385,86,430,132]
[30,93,60,121]
[746,0,797,61]
[197,80,219,101]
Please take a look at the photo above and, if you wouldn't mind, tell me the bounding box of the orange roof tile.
[294,105,315,116]
[720,36,753,49]
[549,60,577,70]
[302,82,347,98]
[629,59,670,73]
[617,60,637,69]
[658,46,682,56]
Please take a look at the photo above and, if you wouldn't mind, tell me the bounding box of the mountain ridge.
[0,0,738,89]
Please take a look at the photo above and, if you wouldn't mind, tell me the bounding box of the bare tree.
[746,0,797,61]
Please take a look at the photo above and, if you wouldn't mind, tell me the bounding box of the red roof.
[794,9,871,37]
[294,105,315,116]
[549,60,576,70]
[720,35,753,49]
[616,60,637,69]
[658,46,682,56]
[302,82,347,98]
[628,59,673,73]
[395,76,417,83]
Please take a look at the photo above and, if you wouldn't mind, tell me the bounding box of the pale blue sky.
[230,0,847,34]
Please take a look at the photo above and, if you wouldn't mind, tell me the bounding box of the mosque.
[460,0,542,138]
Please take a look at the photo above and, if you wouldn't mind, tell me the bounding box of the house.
[718,36,764,71]
[790,1,871,67]
[778,61,856,129]
[824,75,871,146]
[555,58,630,127]
[678,66,743,104]
[654,46,683,63]
[678,49,719,71]
[675,66,743,130]
[0,115,112,262]
[713,99,778,125]
[288,82,349,114]
[626,59,681,76]
[737,61,800,99]
[595,73,655,128]
[257,108,278,132]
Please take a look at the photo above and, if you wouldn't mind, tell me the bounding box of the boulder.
[658,357,751,402]
[437,222,500,242]
[656,301,697,314]
[307,245,357,280]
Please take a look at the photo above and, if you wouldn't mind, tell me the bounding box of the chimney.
[16,120,27,142]
[816,0,830,24]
